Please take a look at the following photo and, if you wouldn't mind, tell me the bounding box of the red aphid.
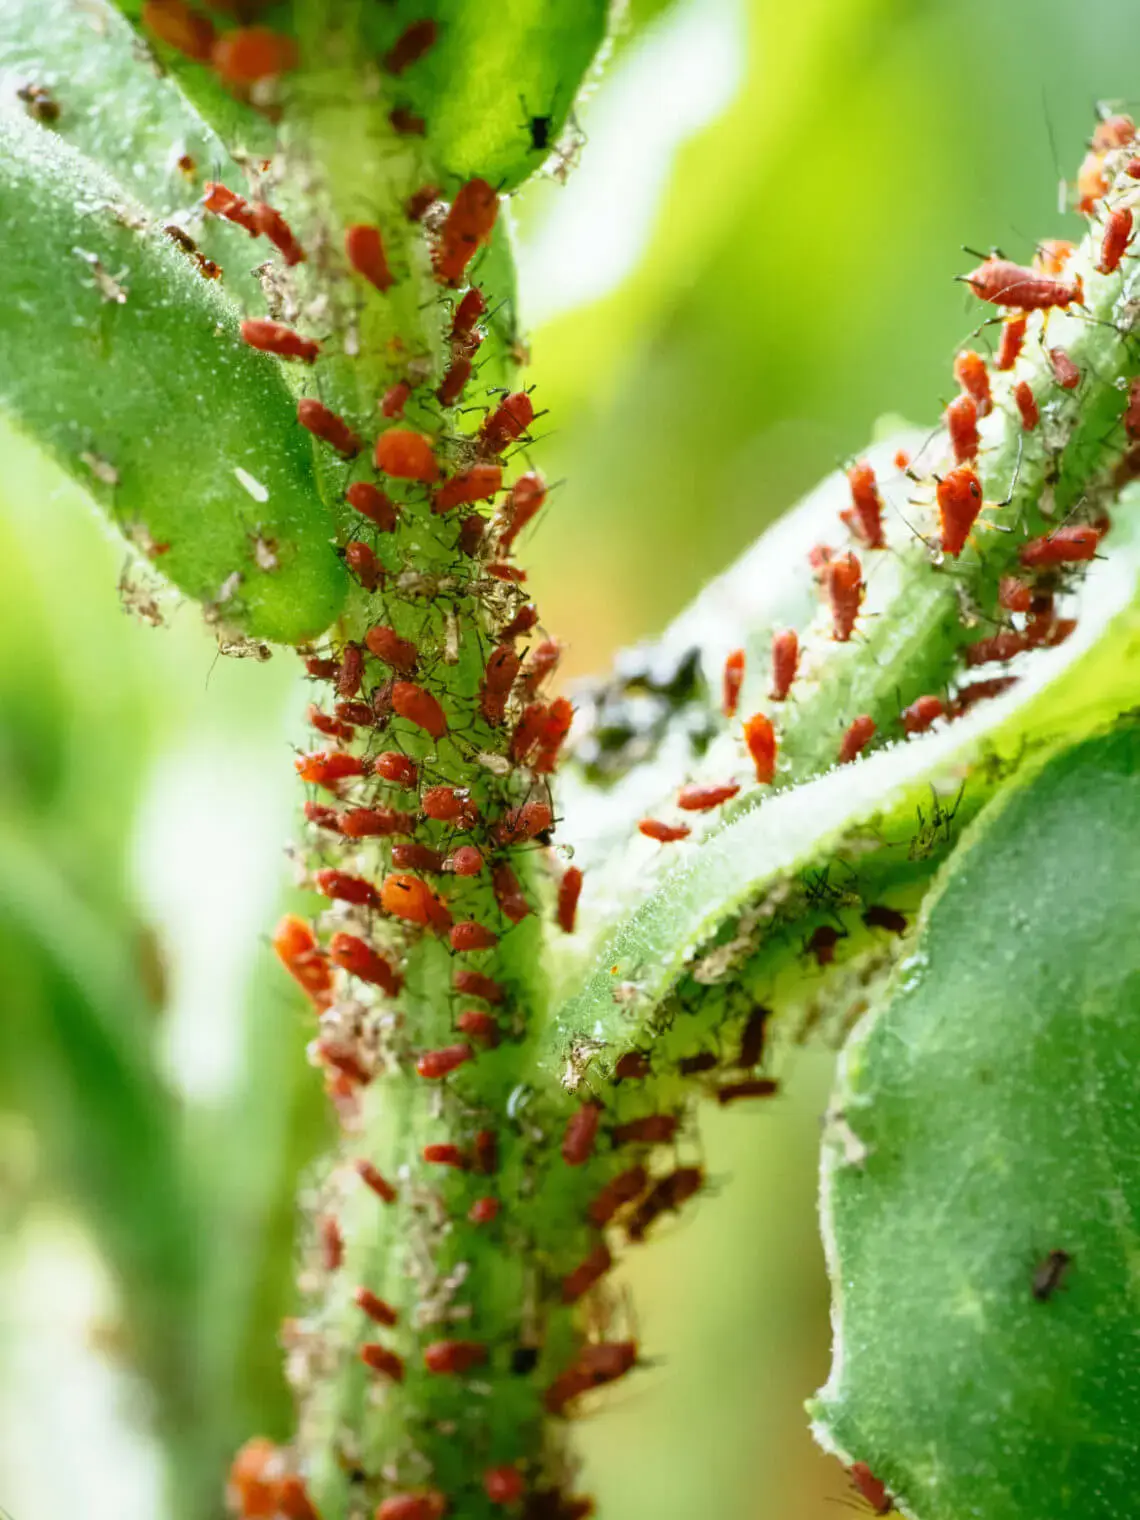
[374,428,439,482]
[360,1342,405,1381]
[423,1143,467,1169]
[545,1342,637,1414]
[838,714,876,764]
[375,751,418,787]
[501,603,539,641]
[212,25,297,84]
[203,180,259,235]
[337,644,363,698]
[344,541,383,591]
[383,18,437,74]
[355,1157,398,1203]
[453,287,487,340]
[557,865,584,933]
[328,933,402,995]
[344,222,393,292]
[638,818,691,843]
[534,697,574,773]
[996,312,1028,371]
[521,638,562,694]
[510,703,548,763]
[1019,525,1099,566]
[676,781,740,811]
[381,381,411,419]
[405,184,440,222]
[769,628,799,701]
[365,624,418,675]
[945,392,979,464]
[295,749,365,787]
[382,873,451,929]
[722,647,745,718]
[1014,380,1039,431]
[434,464,502,514]
[436,355,472,408]
[339,806,414,838]
[320,1214,343,1272]
[738,1004,772,1067]
[826,552,864,641]
[240,318,319,363]
[627,1166,704,1239]
[227,1437,281,1518]
[848,1462,894,1516]
[964,257,1083,310]
[454,969,504,1003]
[422,785,478,826]
[314,869,381,910]
[807,925,840,965]
[999,576,1032,612]
[346,481,397,531]
[563,1103,602,1167]
[1125,376,1140,438]
[335,699,374,727]
[142,0,215,61]
[354,1287,398,1327]
[299,398,361,456]
[447,847,484,877]
[250,202,304,266]
[391,843,445,873]
[844,461,886,548]
[480,644,521,725]
[435,179,500,285]
[483,1466,525,1506]
[1127,157,1140,180]
[468,1196,499,1224]
[1047,347,1080,390]
[375,1497,446,1520]
[303,800,340,832]
[500,471,548,551]
[901,694,945,734]
[953,349,992,415]
[1098,205,1134,275]
[277,1476,319,1520]
[416,1043,475,1080]
[450,921,499,952]
[391,681,447,738]
[937,466,984,557]
[612,1114,678,1146]
[614,1053,650,1083]
[424,1339,487,1375]
[492,862,531,923]
[493,801,553,845]
[456,1009,498,1045]
[743,711,777,783]
[563,1243,613,1303]
[272,915,333,1009]
[457,515,487,557]
[588,1164,649,1225]
[480,392,535,454]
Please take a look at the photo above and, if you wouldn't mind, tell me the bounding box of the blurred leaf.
[812,723,1140,1520]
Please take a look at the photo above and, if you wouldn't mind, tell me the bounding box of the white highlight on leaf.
[234,466,269,502]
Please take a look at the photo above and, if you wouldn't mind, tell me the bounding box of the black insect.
[1032,1248,1073,1301]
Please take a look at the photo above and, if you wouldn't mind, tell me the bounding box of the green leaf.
[810,724,1140,1520]
[0,113,346,643]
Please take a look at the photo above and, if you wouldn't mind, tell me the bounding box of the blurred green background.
[3,0,1140,1515]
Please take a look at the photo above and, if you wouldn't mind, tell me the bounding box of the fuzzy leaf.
[810,724,1140,1520]
[0,113,346,643]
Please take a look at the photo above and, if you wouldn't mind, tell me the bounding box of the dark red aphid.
[423,1143,467,1169]
[612,1114,678,1146]
[354,1287,398,1326]
[945,392,979,464]
[1019,525,1099,566]
[562,1103,602,1167]
[303,799,341,832]
[937,466,984,557]
[965,629,1032,666]
[626,1166,703,1240]
[953,349,992,415]
[716,1077,779,1105]
[453,287,487,340]
[468,1196,499,1224]
[588,1164,648,1226]
[359,1343,405,1381]
[416,1042,475,1081]
[544,1341,638,1414]
[492,862,530,923]
[480,644,521,725]
[480,392,535,454]
[375,1494,446,1520]
[722,647,745,718]
[391,843,445,873]
[500,471,547,552]
[999,576,1032,612]
[273,915,333,1010]
[743,711,777,784]
[638,818,690,843]
[142,0,214,62]
[405,184,441,222]
[365,624,419,675]
[1014,380,1039,431]
[483,1466,525,1506]
[676,781,740,811]
[454,969,504,1004]
[1047,347,1081,390]
[346,481,397,531]
[952,676,1019,713]
[328,933,402,995]
[344,223,394,292]
[996,312,1028,371]
[304,654,340,680]
[839,714,876,764]
[457,514,487,557]
[383,18,437,75]
[334,700,374,727]
[843,461,886,548]
[768,627,799,702]
[382,873,451,930]
[614,1051,650,1082]
[391,681,447,738]
[212,25,297,84]
[450,921,499,952]
[1098,205,1133,275]
[339,806,414,838]
[848,1462,894,1515]
[447,848,484,878]
[296,398,363,456]
[492,801,553,845]
[374,428,439,482]
[381,381,411,419]
[488,562,524,584]
[277,1476,320,1520]
[826,552,864,641]
[240,319,319,363]
[964,258,1083,310]
[250,202,305,266]
[679,1052,718,1074]
[562,1243,613,1303]
[557,865,583,933]
[424,1339,487,1375]
[863,904,908,934]
[355,1158,398,1203]
[295,749,365,787]
[337,644,364,698]
[314,869,380,910]
[1125,376,1140,439]
[901,694,944,734]
[434,464,501,514]
[475,1127,499,1173]
[436,355,472,408]
[343,541,383,591]
[456,1009,499,1045]
[808,925,841,965]
[738,1005,771,1068]
[434,179,500,285]
[375,751,418,787]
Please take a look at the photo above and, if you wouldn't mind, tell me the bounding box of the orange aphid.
[500,471,547,551]
[142,0,214,61]
[344,222,394,292]
[638,818,690,843]
[839,714,876,764]
[1014,380,1039,431]
[355,1158,398,1202]
[743,711,777,783]
[294,749,365,787]
[423,1338,487,1374]
[374,428,439,482]
[434,179,500,285]
[722,647,745,717]
[844,460,886,548]
[328,932,402,995]
[416,1043,475,1079]
[434,464,502,514]
[996,313,1028,371]
[936,467,984,557]
[381,873,451,929]
[212,26,298,84]
[314,869,381,910]
[227,1437,282,1518]
[945,392,979,464]
[1098,206,1134,275]
[676,781,741,810]
[365,624,419,675]
[901,694,945,734]
[826,552,864,641]
[769,628,799,700]
[450,921,498,952]
[391,681,447,738]
[272,915,333,1010]
[1035,238,1076,275]
[360,1344,405,1382]
[964,257,1082,310]
[250,202,305,265]
[953,349,992,415]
